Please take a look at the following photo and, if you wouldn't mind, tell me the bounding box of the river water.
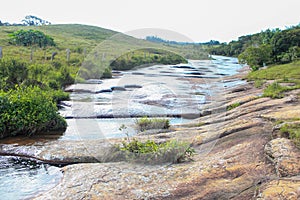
[0,156,62,200]
[59,55,245,140]
[0,55,245,199]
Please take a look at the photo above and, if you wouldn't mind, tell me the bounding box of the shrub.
[102,67,112,78]
[118,139,195,164]
[49,89,70,104]
[135,117,170,132]
[0,58,28,90]
[0,86,67,138]
[9,29,55,48]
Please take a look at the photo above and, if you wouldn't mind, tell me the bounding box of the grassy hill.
[0,24,207,65]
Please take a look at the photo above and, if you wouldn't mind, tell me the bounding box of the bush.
[9,29,55,48]
[135,117,170,132]
[0,86,67,138]
[118,139,195,164]
[0,58,28,90]
[49,89,70,104]
[102,67,112,78]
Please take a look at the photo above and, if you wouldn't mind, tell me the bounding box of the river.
[0,55,245,199]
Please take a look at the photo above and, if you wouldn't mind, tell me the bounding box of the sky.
[1,0,299,43]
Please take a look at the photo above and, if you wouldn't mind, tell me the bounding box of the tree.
[22,15,51,26]
[271,28,300,63]
[9,29,55,48]
[238,44,272,71]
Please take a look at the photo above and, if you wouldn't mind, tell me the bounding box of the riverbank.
[31,64,300,199]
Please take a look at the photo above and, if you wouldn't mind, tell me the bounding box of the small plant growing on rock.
[280,123,300,148]
[254,79,265,88]
[227,102,241,111]
[118,139,195,164]
[119,124,130,142]
[135,117,170,132]
[263,82,288,99]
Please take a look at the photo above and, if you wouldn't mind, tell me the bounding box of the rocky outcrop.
[259,180,300,200]
[265,138,300,177]
[31,81,300,199]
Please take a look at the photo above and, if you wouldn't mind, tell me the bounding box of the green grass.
[0,24,208,66]
[227,102,241,111]
[247,61,300,81]
[262,82,289,98]
[1,24,208,81]
[118,139,195,164]
[135,117,170,132]
[280,123,300,148]
[254,79,265,88]
[247,61,300,98]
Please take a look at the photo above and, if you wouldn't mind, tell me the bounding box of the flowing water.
[59,55,245,140]
[0,55,245,199]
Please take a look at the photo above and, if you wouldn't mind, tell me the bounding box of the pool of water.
[0,156,62,200]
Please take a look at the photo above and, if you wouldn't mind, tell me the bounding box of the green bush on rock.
[0,86,67,138]
[118,139,195,164]
[135,117,170,132]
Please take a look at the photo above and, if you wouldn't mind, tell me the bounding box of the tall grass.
[135,117,170,132]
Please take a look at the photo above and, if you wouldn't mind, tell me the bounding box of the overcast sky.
[1,0,299,42]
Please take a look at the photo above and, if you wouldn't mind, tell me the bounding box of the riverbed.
[0,55,245,199]
[59,55,245,140]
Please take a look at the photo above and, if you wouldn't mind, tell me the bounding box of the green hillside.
[0,24,207,79]
[0,24,207,65]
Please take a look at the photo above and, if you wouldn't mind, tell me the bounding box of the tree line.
[146,36,220,46]
[209,24,300,70]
